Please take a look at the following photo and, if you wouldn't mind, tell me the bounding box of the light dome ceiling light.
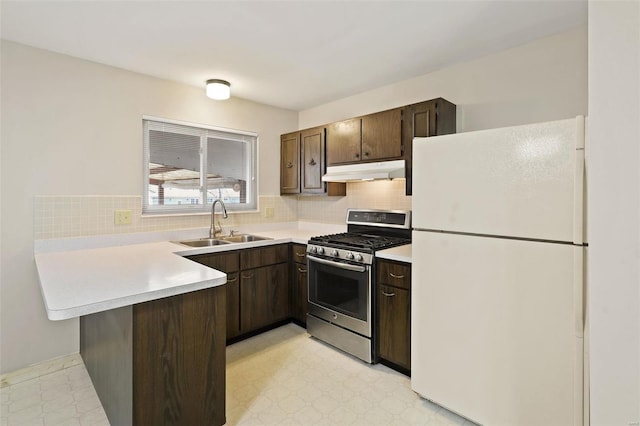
[206,79,231,100]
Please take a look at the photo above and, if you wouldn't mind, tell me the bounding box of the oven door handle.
[307,255,367,273]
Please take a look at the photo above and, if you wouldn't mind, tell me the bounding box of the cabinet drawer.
[240,244,289,269]
[376,259,411,290]
[291,243,307,264]
[186,251,239,272]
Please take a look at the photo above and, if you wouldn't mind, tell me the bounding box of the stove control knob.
[346,252,355,260]
[317,247,325,255]
[331,249,339,257]
[355,254,364,262]
[309,246,317,254]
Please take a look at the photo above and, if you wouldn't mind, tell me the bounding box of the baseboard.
[0,353,82,388]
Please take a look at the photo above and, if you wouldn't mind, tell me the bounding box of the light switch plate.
[265,207,275,218]
[114,209,133,225]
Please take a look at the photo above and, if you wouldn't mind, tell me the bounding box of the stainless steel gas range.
[306,209,411,363]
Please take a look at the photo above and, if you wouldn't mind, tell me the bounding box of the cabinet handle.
[309,158,316,166]
[364,152,369,157]
[389,272,405,279]
[355,153,360,159]
[241,273,254,279]
[286,161,293,168]
[298,267,307,273]
[382,291,396,297]
[295,252,306,257]
[226,277,238,283]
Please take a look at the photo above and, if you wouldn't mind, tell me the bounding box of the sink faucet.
[210,199,228,238]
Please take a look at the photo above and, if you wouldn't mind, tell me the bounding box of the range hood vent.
[322,160,405,182]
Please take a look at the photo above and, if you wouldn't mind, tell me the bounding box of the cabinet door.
[293,262,308,324]
[240,263,289,333]
[377,284,411,370]
[361,108,403,162]
[326,118,361,165]
[300,127,326,194]
[226,272,240,339]
[403,99,456,195]
[281,132,300,194]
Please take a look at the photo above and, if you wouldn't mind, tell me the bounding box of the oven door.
[307,254,372,337]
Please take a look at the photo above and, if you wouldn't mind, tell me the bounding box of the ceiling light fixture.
[206,79,231,100]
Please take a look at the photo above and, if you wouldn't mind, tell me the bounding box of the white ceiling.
[1,1,587,111]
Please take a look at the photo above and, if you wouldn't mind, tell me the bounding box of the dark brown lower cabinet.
[241,262,289,332]
[292,262,308,324]
[377,284,411,371]
[291,243,308,325]
[80,285,226,426]
[376,259,411,373]
[187,244,290,341]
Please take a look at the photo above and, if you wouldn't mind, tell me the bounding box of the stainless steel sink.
[173,234,271,247]
[218,234,272,243]
[173,238,233,248]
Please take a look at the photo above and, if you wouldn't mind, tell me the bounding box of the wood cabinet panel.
[301,127,325,193]
[186,251,239,342]
[132,286,226,426]
[226,272,240,339]
[292,262,308,325]
[361,108,403,161]
[240,244,289,270]
[377,260,411,290]
[240,263,289,333]
[291,243,307,264]
[377,284,411,371]
[280,132,300,194]
[189,251,239,272]
[403,98,456,195]
[326,118,361,164]
[291,244,308,325]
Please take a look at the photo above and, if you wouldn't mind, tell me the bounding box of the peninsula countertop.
[34,222,345,321]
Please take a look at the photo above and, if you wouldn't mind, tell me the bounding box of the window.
[143,117,257,214]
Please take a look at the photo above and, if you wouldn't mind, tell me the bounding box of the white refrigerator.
[411,117,586,426]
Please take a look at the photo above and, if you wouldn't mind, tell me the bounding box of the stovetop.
[307,209,411,264]
[309,232,410,253]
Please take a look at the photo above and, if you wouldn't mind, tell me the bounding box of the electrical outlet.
[114,209,133,225]
[265,207,275,218]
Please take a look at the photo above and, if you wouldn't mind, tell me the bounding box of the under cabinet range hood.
[321,160,405,182]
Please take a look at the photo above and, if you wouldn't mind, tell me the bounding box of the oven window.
[310,264,368,321]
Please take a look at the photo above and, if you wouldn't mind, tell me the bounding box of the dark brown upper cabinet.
[301,127,326,194]
[361,108,403,161]
[403,98,456,195]
[326,108,403,165]
[280,127,346,196]
[280,132,300,194]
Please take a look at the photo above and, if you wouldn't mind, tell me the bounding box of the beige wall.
[1,26,589,374]
[299,26,587,132]
[0,41,297,373]
[587,1,640,423]
[296,27,588,224]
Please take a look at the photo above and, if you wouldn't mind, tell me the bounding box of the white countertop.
[376,244,412,263]
[35,222,346,321]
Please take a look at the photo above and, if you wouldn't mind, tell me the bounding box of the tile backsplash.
[34,180,411,239]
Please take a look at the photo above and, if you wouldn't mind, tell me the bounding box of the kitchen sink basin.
[173,238,233,248]
[218,234,272,243]
[173,234,271,247]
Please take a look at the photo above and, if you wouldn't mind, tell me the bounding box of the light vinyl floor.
[2,324,473,425]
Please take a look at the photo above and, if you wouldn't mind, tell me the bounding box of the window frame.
[142,115,258,215]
